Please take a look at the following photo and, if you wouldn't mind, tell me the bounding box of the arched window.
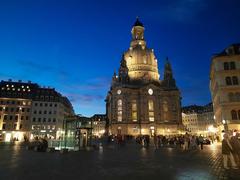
[232,76,239,85]
[231,110,238,120]
[148,100,154,122]
[226,77,232,85]
[163,101,168,112]
[117,99,122,122]
[131,100,137,122]
[228,93,234,102]
[224,62,229,70]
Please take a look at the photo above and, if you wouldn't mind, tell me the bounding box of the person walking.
[199,135,204,150]
[153,134,158,149]
[222,133,238,169]
[230,133,240,165]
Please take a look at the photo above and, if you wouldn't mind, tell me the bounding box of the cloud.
[17,59,70,78]
[67,93,104,103]
[64,76,111,91]
[145,0,208,23]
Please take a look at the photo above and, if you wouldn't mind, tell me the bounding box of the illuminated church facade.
[106,19,182,136]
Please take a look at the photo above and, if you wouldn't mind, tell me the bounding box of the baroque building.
[0,79,74,142]
[210,44,240,134]
[106,19,182,136]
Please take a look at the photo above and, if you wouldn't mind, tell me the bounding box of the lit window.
[117,99,123,122]
[148,100,154,122]
[132,100,137,122]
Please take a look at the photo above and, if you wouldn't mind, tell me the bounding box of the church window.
[148,100,154,122]
[163,101,168,112]
[148,88,153,95]
[132,100,137,122]
[117,99,122,122]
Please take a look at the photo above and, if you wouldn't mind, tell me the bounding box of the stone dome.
[123,18,160,82]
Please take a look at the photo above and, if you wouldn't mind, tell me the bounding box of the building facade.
[182,103,215,135]
[0,80,74,142]
[210,44,240,133]
[106,19,182,136]
[91,114,107,137]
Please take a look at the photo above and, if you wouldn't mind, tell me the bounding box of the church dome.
[123,18,160,82]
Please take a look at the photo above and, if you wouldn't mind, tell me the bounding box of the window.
[39,111,42,114]
[226,77,232,85]
[53,118,56,122]
[148,100,154,122]
[48,118,51,122]
[54,104,57,107]
[32,118,36,122]
[15,116,18,121]
[45,103,48,107]
[131,100,137,122]
[49,111,52,114]
[40,103,42,107]
[38,118,41,122]
[232,76,239,85]
[50,103,52,107]
[21,116,24,120]
[0,107,2,111]
[19,124,22,130]
[117,99,122,122]
[224,62,229,70]
[230,62,236,70]
[22,108,25,112]
[2,124,6,130]
[43,118,46,122]
[26,116,29,120]
[231,110,238,120]
[238,110,240,120]
[44,110,47,114]
[236,93,240,101]
[34,110,37,114]
[14,124,17,130]
[35,103,38,106]
[9,116,13,120]
[229,93,234,101]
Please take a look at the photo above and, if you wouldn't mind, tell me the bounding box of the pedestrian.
[222,133,238,169]
[230,133,240,165]
[199,135,204,150]
[153,134,158,149]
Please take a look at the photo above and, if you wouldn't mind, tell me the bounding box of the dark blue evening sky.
[0,0,240,116]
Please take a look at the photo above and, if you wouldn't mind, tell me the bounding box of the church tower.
[106,18,182,136]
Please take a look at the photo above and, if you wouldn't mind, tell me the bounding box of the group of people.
[152,133,207,150]
[222,132,240,169]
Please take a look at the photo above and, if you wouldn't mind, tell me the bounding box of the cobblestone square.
[1,142,240,180]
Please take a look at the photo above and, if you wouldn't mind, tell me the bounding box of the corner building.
[210,44,240,133]
[0,80,74,141]
[106,19,182,136]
